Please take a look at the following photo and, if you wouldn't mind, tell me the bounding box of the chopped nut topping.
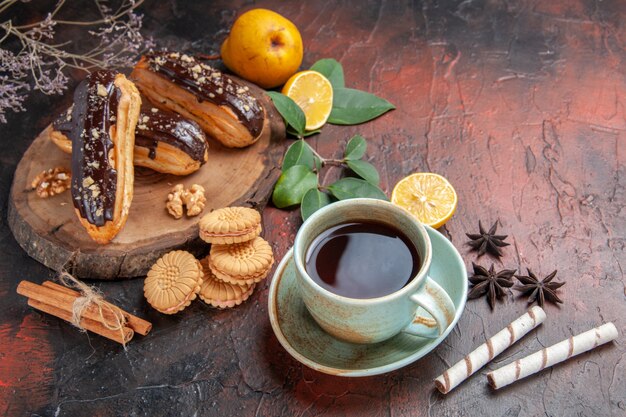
[91,128,100,139]
[31,167,72,198]
[82,176,95,188]
[96,83,108,97]
[151,107,159,113]
[181,54,193,63]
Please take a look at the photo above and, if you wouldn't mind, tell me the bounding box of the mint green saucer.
[268,225,467,377]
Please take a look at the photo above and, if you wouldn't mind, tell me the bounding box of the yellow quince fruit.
[221,8,303,89]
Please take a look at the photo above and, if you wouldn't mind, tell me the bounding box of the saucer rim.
[267,225,468,377]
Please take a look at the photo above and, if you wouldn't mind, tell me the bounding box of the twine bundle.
[58,272,128,346]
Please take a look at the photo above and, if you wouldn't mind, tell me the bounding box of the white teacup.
[293,198,456,344]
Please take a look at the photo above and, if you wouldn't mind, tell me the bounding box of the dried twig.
[0,0,154,123]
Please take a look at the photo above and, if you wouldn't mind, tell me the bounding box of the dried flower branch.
[0,0,154,123]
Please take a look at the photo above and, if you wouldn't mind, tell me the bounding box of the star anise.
[466,221,510,258]
[467,263,516,310]
[515,269,564,307]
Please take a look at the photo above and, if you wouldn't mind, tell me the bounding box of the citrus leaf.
[344,134,367,160]
[327,88,395,125]
[301,189,332,221]
[266,91,306,135]
[286,126,322,137]
[272,165,318,208]
[327,177,387,201]
[346,160,380,185]
[282,140,315,171]
[310,58,345,89]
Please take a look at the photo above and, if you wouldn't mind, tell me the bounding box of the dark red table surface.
[1,1,624,416]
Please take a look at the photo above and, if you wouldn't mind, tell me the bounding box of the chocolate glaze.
[55,102,208,163]
[68,70,120,227]
[144,51,264,138]
[135,103,207,162]
[52,105,74,134]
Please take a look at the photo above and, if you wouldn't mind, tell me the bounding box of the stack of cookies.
[197,207,274,308]
[143,206,274,313]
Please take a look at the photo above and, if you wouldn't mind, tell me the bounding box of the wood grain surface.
[7,81,285,279]
[0,1,624,416]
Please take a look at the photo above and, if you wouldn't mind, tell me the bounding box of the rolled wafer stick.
[42,281,152,336]
[487,322,619,390]
[434,306,546,394]
[28,299,134,345]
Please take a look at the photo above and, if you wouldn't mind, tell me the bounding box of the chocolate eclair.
[63,70,141,244]
[52,102,209,176]
[130,51,269,148]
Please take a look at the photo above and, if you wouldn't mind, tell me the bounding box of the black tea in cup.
[304,221,421,299]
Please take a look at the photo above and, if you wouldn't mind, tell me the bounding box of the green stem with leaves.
[272,135,387,220]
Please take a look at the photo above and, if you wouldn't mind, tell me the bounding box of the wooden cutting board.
[8,91,286,280]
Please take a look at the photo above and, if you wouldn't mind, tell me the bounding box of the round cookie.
[144,250,203,314]
[199,256,255,308]
[198,206,261,244]
[209,236,274,286]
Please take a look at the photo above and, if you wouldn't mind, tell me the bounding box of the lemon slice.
[391,173,457,229]
[282,70,333,130]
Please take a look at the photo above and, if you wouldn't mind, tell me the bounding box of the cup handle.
[402,276,456,339]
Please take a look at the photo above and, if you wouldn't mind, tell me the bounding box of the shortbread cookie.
[144,250,203,314]
[199,207,261,244]
[208,236,274,285]
[198,256,255,308]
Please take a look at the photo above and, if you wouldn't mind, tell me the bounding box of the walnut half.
[166,184,186,219]
[166,184,206,219]
[31,167,71,198]
[183,184,206,217]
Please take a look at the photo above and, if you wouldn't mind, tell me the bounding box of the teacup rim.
[293,198,433,304]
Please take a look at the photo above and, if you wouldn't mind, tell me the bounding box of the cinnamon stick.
[17,281,126,328]
[41,280,152,336]
[27,298,133,345]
